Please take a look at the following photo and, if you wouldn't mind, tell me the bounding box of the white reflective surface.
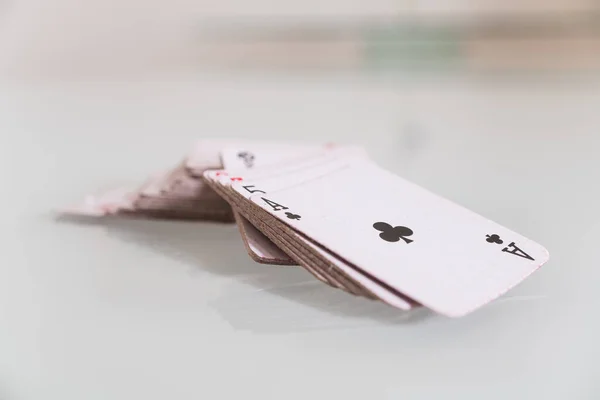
[0,75,598,399]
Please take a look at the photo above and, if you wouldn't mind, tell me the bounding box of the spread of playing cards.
[62,139,549,317]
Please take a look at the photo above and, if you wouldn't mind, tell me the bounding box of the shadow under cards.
[58,215,432,332]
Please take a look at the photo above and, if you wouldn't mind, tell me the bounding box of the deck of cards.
[64,139,549,317]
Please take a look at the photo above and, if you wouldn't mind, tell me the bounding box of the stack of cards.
[64,140,236,222]
[65,140,550,317]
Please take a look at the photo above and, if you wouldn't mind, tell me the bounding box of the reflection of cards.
[62,139,549,317]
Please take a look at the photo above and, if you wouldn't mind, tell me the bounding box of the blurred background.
[1,0,599,78]
[1,2,599,400]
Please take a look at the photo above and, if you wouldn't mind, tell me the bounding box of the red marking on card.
[231,177,243,182]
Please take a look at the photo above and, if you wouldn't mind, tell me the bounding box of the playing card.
[221,156,415,308]
[61,137,549,318]
[220,143,332,172]
[204,156,367,291]
[239,200,415,308]
[138,168,176,197]
[185,139,241,175]
[163,168,223,200]
[207,151,416,307]
[217,185,404,301]
[204,174,348,289]
[248,159,549,317]
[215,143,352,265]
[63,140,234,221]
[233,213,297,265]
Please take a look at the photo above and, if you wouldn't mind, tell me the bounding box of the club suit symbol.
[486,234,504,245]
[285,212,301,220]
[373,222,414,244]
[237,151,255,168]
[486,234,535,261]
